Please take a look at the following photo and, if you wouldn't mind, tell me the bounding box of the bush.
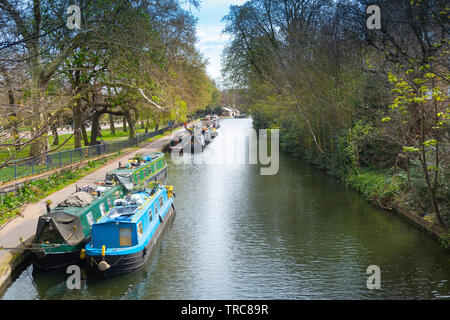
[346,169,402,207]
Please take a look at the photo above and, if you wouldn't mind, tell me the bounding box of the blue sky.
[185,0,247,83]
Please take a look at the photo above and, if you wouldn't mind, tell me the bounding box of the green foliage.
[346,170,402,207]
[440,232,450,249]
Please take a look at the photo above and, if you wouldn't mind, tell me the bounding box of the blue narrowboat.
[83,183,175,276]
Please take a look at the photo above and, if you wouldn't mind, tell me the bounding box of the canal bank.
[1,118,449,300]
[0,124,190,295]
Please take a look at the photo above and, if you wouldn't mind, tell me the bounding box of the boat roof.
[107,152,165,175]
[52,185,123,217]
[96,186,165,224]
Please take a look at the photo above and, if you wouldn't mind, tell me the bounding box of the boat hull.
[85,206,175,277]
[32,250,81,272]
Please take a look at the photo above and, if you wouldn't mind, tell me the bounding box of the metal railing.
[0,123,182,183]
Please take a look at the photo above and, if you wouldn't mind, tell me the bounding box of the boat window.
[149,208,153,221]
[86,212,94,226]
[155,204,158,215]
[105,174,116,184]
[137,222,143,239]
[100,203,106,216]
[159,196,164,208]
[119,228,132,246]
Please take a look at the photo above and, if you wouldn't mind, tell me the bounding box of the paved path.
[0,126,186,260]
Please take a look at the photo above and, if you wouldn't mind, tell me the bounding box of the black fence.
[0,123,181,183]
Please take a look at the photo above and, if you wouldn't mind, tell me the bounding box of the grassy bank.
[345,169,449,248]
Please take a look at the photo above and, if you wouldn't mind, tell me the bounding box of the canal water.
[1,119,449,299]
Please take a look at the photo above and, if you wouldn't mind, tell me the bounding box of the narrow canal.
[2,119,449,299]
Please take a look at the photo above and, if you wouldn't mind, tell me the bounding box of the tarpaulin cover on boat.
[57,191,94,207]
[114,173,133,190]
[35,211,85,246]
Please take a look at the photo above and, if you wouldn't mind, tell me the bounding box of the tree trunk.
[419,113,447,229]
[2,68,21,150]
[81,116,89,146]
[109,113,116,135]
[73,102,82,149]
[10,112,20,151]
[97,116,103,137]
[28,96,49,161]
[90,112,101,146]
[126,111,136,139]
[28,23,49,160]
[122,115,128,132]
[28,74,45,157]
[50,123,59,145]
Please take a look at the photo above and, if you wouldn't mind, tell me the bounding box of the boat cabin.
[34,185,126,253]
[87,184,173,252]
[105,153,167,189]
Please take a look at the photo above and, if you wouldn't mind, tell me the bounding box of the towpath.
[0,125,187,263]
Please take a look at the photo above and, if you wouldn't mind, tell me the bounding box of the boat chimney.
[45,200,51,213]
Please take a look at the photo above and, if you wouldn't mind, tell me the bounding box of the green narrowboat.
[32,185,126,271]
[105,153,168,190]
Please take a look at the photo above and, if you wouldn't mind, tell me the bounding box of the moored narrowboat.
[202,124,212,144]
[169,127,205,154]
[32,185,126,271]
[201,116,219,139]
[169,131,190,153]
[209,126,218,138]
[84,182,175,276]
[191,126,206,152]
[105,152,168,190]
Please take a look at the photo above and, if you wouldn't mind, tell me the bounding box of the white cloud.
[196,26,231,79]
[199,0,247,8]
[197,28,231,44]
[191,0,245,80]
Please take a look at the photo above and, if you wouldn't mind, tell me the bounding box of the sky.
[184,0,247,84]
